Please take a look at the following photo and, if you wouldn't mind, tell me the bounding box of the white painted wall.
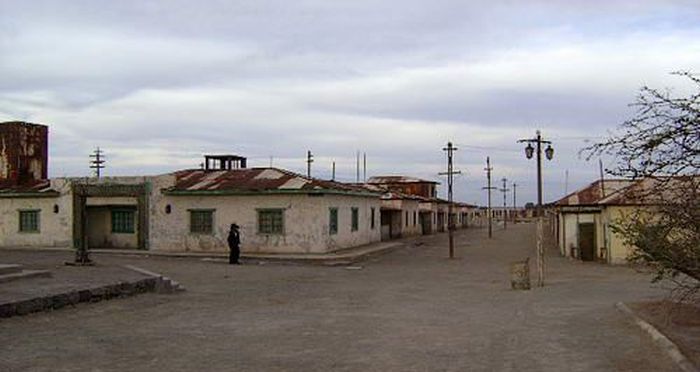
[0,179,73,248]
[148,173,382,254]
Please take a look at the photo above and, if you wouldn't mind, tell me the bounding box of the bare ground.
[0,223,683,371]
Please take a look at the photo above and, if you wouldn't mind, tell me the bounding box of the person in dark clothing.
[227,224,241,264]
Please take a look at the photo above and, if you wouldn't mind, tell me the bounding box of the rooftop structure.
[0,121,48,186]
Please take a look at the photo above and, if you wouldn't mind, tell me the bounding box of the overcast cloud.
[1,0,699,205]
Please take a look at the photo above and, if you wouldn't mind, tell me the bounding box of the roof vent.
[203,155,247,170]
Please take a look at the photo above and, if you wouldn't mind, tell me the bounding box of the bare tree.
[585,71,700,303]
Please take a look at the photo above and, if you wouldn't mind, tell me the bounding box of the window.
[258,209,284,235]
[351,207,359,231]
[371,207,375,230]
[413,211,417,226]
[19,210,40,233]
[111,210,135,233]
[329,208,338,235]
[190,209,214,234]
[405,211,409,226]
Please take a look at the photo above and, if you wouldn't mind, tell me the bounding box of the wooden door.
[578,223,596,261]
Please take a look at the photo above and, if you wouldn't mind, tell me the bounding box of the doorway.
[578,223,596,261]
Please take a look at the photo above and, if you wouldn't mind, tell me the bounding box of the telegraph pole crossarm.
[89,147,105,178]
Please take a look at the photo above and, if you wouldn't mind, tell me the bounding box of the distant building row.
[0,122,480,254]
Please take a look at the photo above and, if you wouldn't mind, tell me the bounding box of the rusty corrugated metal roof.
[0,179,58,197]
[555,179,634,206]
[598,176,699,205]
[165,168,380,196]
[367,176,439,184]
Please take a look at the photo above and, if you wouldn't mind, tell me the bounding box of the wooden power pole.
[89,147,105,178]
[482,157,496,239]
[440,142,460,259]
[512,182,517,224]
[500,177,509,230]
[306,150,314,178]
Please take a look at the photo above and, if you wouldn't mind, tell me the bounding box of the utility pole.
[363,152,367,182]
[440,142,460,259]
[306,150,314,178]
[482,157,496,239]
[89,147,105,178]
[512,182,517,224]
[356,151,360,183]
[518,130,555,288]
[500,177,510,230]
[599,159,606,198]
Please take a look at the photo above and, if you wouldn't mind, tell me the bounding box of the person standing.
[227,224,241,265]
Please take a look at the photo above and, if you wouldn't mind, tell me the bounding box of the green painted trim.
[162,188,381,198]
[0,192,60,198]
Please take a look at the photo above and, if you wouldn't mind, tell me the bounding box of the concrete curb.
[0,242,405,265]
[0,277,158,319]
[615,302,698,372]
[122,265,185,293]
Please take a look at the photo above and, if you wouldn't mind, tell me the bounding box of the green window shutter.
[190,210,214,234]
[329,208,338,235]
[351,207,359,232]
[111,210,135,233]
[19,210,40,233]
[258,209,284,235]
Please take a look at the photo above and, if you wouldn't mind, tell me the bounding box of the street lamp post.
[517,130,554,287]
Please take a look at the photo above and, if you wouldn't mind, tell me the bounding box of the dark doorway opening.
[578,223,596,261]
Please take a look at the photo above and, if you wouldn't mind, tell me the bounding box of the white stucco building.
[0,167,383,254]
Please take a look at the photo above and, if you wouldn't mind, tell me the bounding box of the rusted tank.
[0,121,48,185]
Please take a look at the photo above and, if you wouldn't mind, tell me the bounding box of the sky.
[1,0,699,206]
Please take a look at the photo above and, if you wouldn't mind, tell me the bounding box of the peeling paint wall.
[603,206,639,265]
[148,174,382,254]
[86,206,139,248]
[1,173,384,254]
[0,179,72,247]
[149,194,381,254]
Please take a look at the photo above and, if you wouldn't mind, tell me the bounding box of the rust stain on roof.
[555,179,635,206]
[167,167,377,194]
[368,176,439,184]
[0,179,56,195]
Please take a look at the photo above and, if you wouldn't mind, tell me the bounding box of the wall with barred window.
[147,176,382,254]
[0,179,73,248]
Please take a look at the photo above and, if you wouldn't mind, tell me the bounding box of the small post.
[332,161,336,181]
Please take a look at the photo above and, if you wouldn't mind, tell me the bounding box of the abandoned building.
[367,176,478,238]
[554,179,641,264]
[0,122,384,254]
[0,121,485,254]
